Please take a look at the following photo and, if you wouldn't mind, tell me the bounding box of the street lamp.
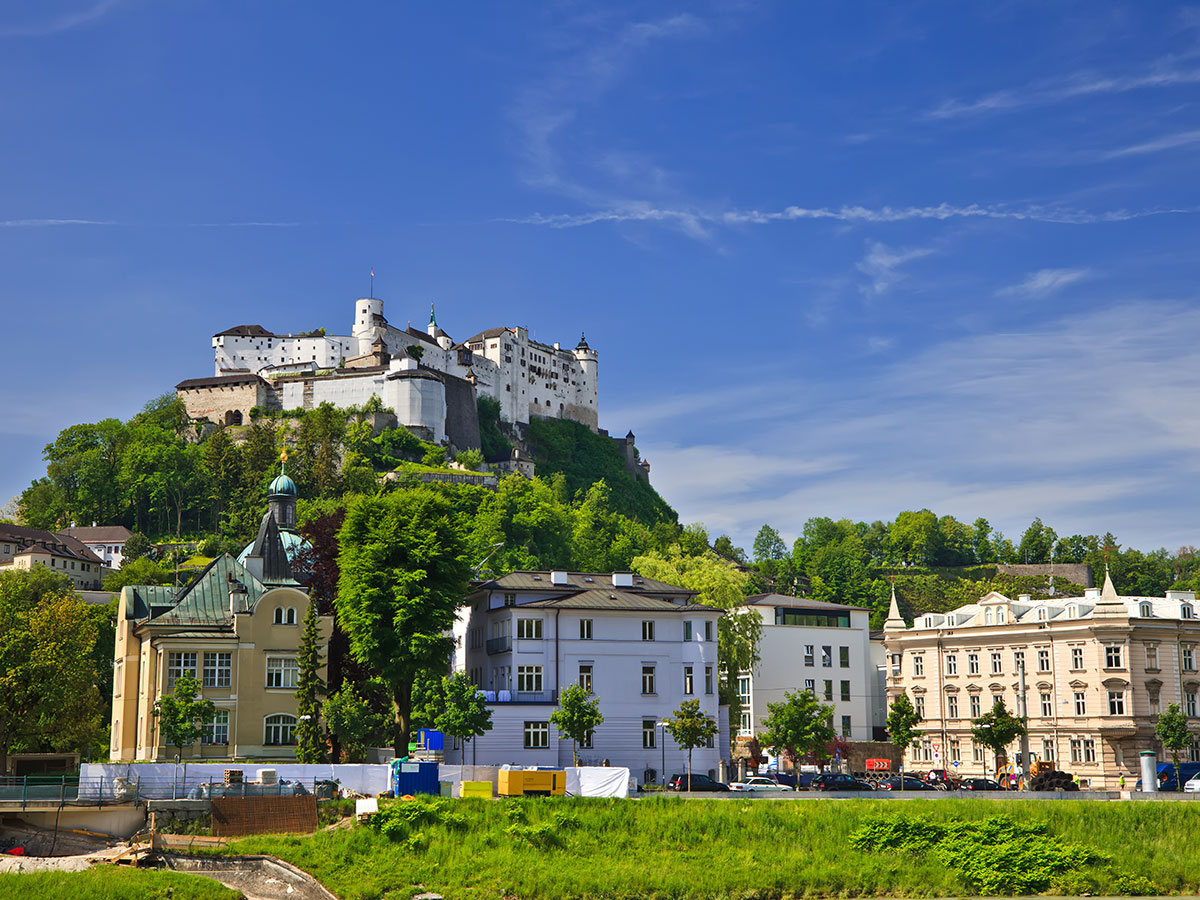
[657,721,668,786]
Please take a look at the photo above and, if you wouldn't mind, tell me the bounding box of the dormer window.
[1067,605,1078,619]
[945,614,955,627]
[985,608,993,625]
[1183,603,1195,620]
[923,616,935,629]
[1140,602,1153,618]
[1037,607,1048,621]
[997,609,1007,624]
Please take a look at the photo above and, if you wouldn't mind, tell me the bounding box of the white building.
[210,298,599,431]
[736,594,876,745]
[59,525,133,569]
[452,571,726,786]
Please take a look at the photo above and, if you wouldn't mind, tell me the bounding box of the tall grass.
[0,867,240,900]
[227,796,1200,900]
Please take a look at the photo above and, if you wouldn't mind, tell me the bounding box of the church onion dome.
[575,332,591,351]
[268,473,297,497]
[237,528,311,568]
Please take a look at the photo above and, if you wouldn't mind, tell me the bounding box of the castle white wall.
[213,333,355,374]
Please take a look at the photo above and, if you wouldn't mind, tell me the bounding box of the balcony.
[486,635,511,655]
[479,689,558,705]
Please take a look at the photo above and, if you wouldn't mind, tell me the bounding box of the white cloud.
[996,267,1091,298]
[0,0,124,38]
[1105,128,1200,158]
[855,241,934,296]
[0,218,115,227]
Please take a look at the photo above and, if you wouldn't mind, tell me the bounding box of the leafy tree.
[201,425,242,534]
[455,448,486,471]
[435,672,493,759]
[550,683,604,766]
[0,568,105,771]
[971,518,996,564]
[336,488,471,754]
[152,674,216,760]
[752,525,787,563]
[1017,517,1058,564]
[664,699,719,791]
[759,690,836,773]
[324,682,388,762]
[971,698,1027,775]
[476,396,512,462]
[121,532,154,563]
[712,534,746,564]
[886,694,923,788]
[294,600,326,763]
[889,510,940,567]
[1156,703,1191,791]
[104,556,174,591]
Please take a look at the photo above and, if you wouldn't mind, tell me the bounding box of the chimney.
[612,572,634,588]
[550,571,569,586]
[229,579,248,615]
[1018,594,1031,603]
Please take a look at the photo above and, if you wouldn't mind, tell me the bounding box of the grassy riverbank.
[0,866,239,900]
[224,796,1200,900]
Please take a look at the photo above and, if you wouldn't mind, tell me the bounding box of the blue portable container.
[418,729,445,751]
[393,760,440,796]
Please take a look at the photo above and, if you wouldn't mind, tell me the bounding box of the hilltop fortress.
[175,298,601,452]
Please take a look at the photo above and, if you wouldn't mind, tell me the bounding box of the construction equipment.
[996,759,1078,790]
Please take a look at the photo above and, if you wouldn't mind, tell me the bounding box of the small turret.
[267,451,298,531]
[427,302,438,338]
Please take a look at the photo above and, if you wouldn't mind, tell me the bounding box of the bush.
[198,536,220,557]
[421,445,446,467]
[455,449,485,471]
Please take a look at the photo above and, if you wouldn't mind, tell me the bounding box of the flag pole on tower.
[370,268,374,298]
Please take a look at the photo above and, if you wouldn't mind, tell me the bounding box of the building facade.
[0,524,104,590]
[110,471,330,762]
[882,574,1200,788]
[452,571,725,785]
[59,524,133,569]
[736,594,876,747]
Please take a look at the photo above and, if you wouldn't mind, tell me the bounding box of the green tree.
[152,673,216,760]
[0,569,105,771]
[712,534,746,563]
[324,683,388,763]
[889,510,940,567]
[664,699,719,791]
[435,673,493,760]
[758,690,836,774]
[1017,517,1058,564]
[752,525,787,563]
[121,532,153,563]
[104,556,173,591]
[550,683,604,766]
[971,698,1027,777]
[886,694,923,788]
[336,488,471,754]
[455,448,485,472]
[294,600,326,763]
[1155,703,1191,791]
[971,518,996,564]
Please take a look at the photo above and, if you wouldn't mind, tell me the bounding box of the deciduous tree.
[886,694,923,789]
[435,673,493,760]
[759,690,836,773]
[550,684,604,766]
[152,674,216,760]
[1156,703,1191,790]
[971,698,1026,776]
[664,699,719,791]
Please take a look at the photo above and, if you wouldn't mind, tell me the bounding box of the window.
[804,645,815,666]
[968,653,979,676]
[517,666,543,692]
[684,666,694,695]
[804,678,815,694]
[580,619,593,640]
[705,665,714,695]
[642,666,656,694]
[947,694,959,718]
[950,740,961,763]
[266,657,298,688]
[985,608,993,625]
[1070,739,1082,763]
[684,621,693,641]
[579,730,593,749]
[1108,691,1125,715]
[970,694,982,718]
[503,593,516,607]
[891,653,901,675]
[1184,647,1196,672]
[1105,645,1123,669]
[1192,740,1200,764]
[822,646,832,667]
[1184,603,1196,620]
[1043,739,1055,762]
[578,665,593,693]
[739,710,752,735]
[1150,693,1161,715]
[737,674,751,706]
[203,710,229,744]
[1146,644,1159,669]
[1083,739,1096,763]
[273,607,296,625]
[972,742,984,763]
[1037,607,1048,621]
[945,654,957,675]
[524,721,549,749]
[840,680,851,701]
[1067,604,1078,619]
[824,680,833,701]
[841,715,852,737]
[997,609,1007,624]
[643,720,657,748]
[1013,650,1025,672]
[912,655,924,677]
[517,618,543,640]
[1187,691,1198,718]
[1041,693,1052,717]
[914,694,925,717]
[1140,602,1153,618]
[264,714,296,745]
[990,652,1002,675]
[705,621,713,642]
[167,652,197,688]
[839,646,850,668]
[642,620,655,642]
[203,652,231,688]
[1038,648,1050,672]
[1071,647,1084,670]
[1073,691,1086,716]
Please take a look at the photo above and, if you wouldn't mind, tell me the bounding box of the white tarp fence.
[565,766,630,798]
[78,763,390,800]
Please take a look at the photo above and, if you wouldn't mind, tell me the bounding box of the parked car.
[921,769,959,790]
[667,773,730,792]
[876,775,939,791]
[794,771,819,790]
[959,777,1005,791]
[729,776,796,792]
[1154,762,1200,792]
[810,772,876,792]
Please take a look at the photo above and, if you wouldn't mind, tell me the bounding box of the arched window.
[274,607,285,624]
[286,607,297,625]
[1183,603,1195,620]
[1140,602,1153,618]
[997,609,1007,624]
[985,608,994,625]
[264,714,297,746]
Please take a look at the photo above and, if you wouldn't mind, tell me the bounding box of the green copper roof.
[152,554,267,627]
[268,473,297,496]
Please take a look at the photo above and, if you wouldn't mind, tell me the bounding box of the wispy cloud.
[0,218,116,227]
[1105,128,1200,158]
[505,201,1197,231]
[926,65,1200,120]
[0,219,300,228]
[855,241,933,296]
[996,267,1091,298]
[0,0,124,38]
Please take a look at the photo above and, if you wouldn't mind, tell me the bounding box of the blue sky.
[4,1,1200,554]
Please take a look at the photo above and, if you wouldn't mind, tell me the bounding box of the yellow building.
[110,469,331,761]
[0,524,104,590]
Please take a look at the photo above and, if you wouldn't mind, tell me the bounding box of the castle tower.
[353,297,385,355]
[572,332,599,428]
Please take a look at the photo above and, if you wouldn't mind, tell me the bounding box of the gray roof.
[59,525,133,544]
[476,571,693,597]
[744,593,869,612]
[519,588,719,613]
[247,513,297,585]
[0,524,103,565]
[214,324,276,338]
[176,373,268,390]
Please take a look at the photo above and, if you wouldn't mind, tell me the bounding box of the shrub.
[455,449,485,471]
[198,536,220,557]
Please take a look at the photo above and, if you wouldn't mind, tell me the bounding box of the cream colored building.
[110,473,330,762]
[0,524,104,590]
[883,572,1200,789]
